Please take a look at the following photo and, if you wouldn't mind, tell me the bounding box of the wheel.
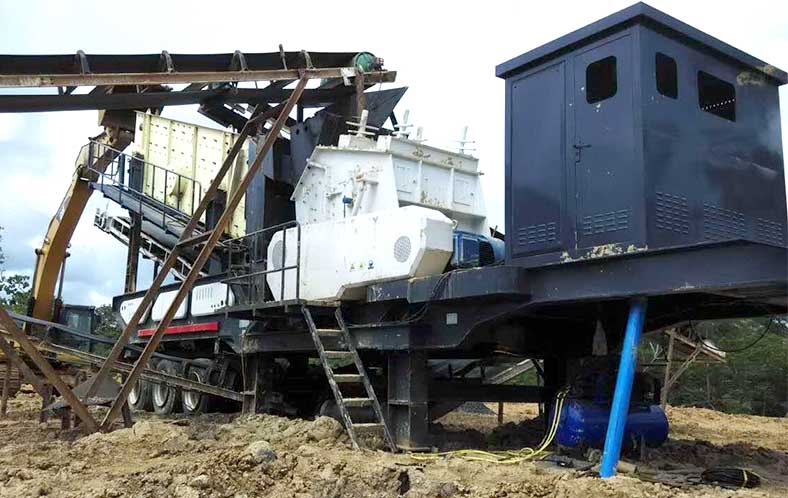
[182,359,214,415]
[152,360,182,415]
[128,377,154,412]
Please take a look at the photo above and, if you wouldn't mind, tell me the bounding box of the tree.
[93,304,121,339]
[0,227,31,314]
[643,317,788,417]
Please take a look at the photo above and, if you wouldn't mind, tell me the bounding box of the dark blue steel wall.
[504,23,787,268]
[639,26,786,252]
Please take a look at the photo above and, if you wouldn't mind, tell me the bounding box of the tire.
[218,367,241,413]
[128,377,154,412]
[181,359,214,415]
[152,360,182,415]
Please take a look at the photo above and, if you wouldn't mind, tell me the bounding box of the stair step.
[324,350,352,359]
[316,328,343,336]
[342,397,373,407]
[333,374,363,383]
[353,423,384,433]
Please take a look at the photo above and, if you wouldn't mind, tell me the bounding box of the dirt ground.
[1,392,786,498]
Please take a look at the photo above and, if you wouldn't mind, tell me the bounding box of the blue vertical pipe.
[600,297,648,478]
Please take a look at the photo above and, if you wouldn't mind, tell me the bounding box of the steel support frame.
[0,360,11,416]
[90,75,310,431]
[35,339,244,402]
[0,333,45,397]
[0,80,396,113]
[82,102,285,404]
[0,67,393,89]
[124,213,142,293]
[241,354,276,414]
[387,351,430,450]
[0,307,98,430]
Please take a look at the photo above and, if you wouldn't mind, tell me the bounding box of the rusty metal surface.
[38,341,244,402]
[0,306,99,431]
[0,50,387,86]
[82,103,292,406]
[0,72,396,112]
[0,68,395,88]
[97,78,310,430]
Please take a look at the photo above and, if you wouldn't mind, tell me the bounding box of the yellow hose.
[410,389,568,464]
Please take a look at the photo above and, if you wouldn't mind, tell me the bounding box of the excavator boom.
[30,127,132,321]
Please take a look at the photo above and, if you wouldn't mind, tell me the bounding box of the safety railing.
[81,140,204,233]
[221,220,301,307]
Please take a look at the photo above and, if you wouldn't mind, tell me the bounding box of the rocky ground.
[0,392,786,498]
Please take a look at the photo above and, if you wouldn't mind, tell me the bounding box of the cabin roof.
[495,2,787,84]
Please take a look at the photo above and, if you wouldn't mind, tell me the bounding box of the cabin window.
[698,71,735,121]
[656,53,678,98]
[586,56,617,103]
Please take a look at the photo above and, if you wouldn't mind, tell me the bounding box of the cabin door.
[573,35,637,250]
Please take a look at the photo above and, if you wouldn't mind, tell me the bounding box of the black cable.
[690,316,777,353]
[346,271,455,328]
[701,467,761,488]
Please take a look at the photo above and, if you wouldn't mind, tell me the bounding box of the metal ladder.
[302,305,397,451]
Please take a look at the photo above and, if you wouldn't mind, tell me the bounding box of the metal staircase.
[81,140,206,239]
[302,305,397,451]
[83,140,232,277]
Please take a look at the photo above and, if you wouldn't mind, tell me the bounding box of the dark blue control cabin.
[497,2,787,300]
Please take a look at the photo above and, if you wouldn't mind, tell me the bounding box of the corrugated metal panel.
[134,112,248,237]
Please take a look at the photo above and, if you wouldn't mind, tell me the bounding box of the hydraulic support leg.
[241,354,275,415]
[600,297,648,478]
[387,351,430,450]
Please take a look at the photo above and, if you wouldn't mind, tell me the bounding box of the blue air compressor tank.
[555,399,669,450]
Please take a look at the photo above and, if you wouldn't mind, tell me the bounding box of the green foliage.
[0,274,31,313]
[643,317,788,417]
[505,367,539,386]
[93,304,122,339]
[0,227,31,314]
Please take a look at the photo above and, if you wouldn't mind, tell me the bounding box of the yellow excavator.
[29,124,132,323]
[1,120,132,401]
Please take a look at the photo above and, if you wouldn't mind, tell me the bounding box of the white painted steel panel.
[151,289,188,321]
[133,112,249,237]
[191,282,235,316]
[292,133,488,234]
[118,296,148,325]
[267,206,454,301]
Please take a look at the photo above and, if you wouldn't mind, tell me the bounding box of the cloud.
[0,0,786,308]
[0,114,24,142]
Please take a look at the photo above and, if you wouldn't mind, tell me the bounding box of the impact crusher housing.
[267,132,489,301]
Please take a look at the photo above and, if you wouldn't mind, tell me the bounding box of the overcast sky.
[1,0,786,307]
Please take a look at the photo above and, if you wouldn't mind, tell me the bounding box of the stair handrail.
[79,140,206,231]
[221,220,302,307]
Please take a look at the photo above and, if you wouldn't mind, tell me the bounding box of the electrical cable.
[409,388,568,465]
[701,467,762,488]
[690,316,777,353]
[348,271,455,328]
